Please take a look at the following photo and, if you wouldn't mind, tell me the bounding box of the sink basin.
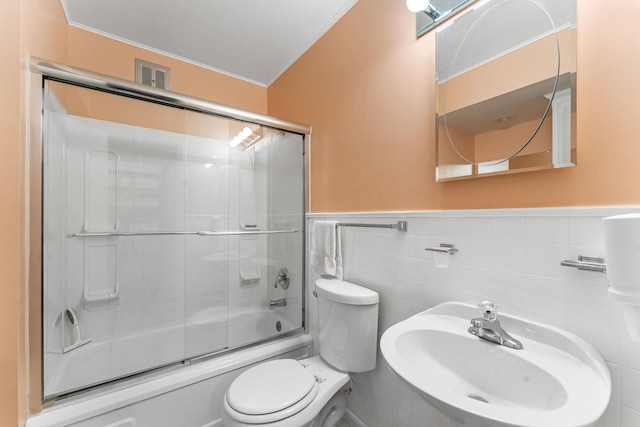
[380,302,611,427]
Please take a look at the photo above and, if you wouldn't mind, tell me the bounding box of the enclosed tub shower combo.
[29,60,310,426]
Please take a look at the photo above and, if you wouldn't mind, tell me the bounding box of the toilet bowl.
[221,356,348,427]
[221,278,379,427]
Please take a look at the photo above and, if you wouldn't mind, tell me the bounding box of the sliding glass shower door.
[42,80,304,399]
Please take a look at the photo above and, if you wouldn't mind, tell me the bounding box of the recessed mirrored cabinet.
[417,0,577,181]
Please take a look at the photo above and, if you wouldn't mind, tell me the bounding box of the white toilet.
[221,278,379,427]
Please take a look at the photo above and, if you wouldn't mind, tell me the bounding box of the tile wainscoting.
[307,207,640,427]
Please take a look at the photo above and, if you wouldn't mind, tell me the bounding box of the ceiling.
[61,0,357,87]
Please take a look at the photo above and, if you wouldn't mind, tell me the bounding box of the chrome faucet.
[269,298,287,309]
[468,301,523,350]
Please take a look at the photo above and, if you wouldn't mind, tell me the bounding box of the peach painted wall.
[0,1,268,424]
[437,122,475,165]
[66,27,268,114]
[268,0,640,212]
[54,81,232,140]
[1,0,638,424]
[1,0,23,425]
[18,2,70,420]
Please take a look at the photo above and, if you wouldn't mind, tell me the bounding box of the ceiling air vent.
[135,59,171,90]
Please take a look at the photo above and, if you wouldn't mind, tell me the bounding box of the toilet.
[221,278,379,427]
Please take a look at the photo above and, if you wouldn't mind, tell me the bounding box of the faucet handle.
[477,301,498,321]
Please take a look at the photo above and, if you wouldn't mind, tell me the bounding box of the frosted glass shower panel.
[226,127,305,348]
[184,111,230,359]
[85,150,117,231]
[43,82,187,397]
[265,130,305,336]
[42,80,306,399]
[83,240,118,305]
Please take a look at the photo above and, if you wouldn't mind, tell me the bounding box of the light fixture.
[412,0,478,37]
[407,0,443,20]
[424,2,442,19]
[406,0,430,13]
[229,126,263,150]
[496,116,513,129]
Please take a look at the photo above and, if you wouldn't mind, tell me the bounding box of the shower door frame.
[28,57,311,410]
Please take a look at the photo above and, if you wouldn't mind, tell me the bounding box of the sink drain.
[467,394,489,403]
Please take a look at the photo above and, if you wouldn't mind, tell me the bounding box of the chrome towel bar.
[337,221,408,232]
[67,229,299,238]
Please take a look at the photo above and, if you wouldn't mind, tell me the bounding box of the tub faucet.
[269,298,287,309]
[468,301,523,350]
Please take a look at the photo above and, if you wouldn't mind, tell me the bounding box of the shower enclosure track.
[31,56,311,407]
[30,58,311,135]
[67,229,299,238]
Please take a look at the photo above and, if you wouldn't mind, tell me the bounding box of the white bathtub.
[188,306,300,353]
[29,334,312,427]
[46,307,300,397]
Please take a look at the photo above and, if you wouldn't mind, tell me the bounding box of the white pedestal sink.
[380,302,611,427]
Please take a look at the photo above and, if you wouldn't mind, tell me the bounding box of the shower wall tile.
[568,216,606,247]
[489,216,526,241]
[524,243,571,278]
[596,403,620,427]
[459,237,490,267]
[307,206,640,427]
[435,217,459,238]
[621,367,640,412]
[608,362,622,404]
[621,407,640,427]
[458,265,489,295]
[459,217,489,239]
[489,239,525,272]
[411,217,435,236]
[620,331,640,373]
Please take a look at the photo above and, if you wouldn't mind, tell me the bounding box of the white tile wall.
[307,207,640,427]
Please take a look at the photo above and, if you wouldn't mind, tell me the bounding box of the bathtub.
[30,333,312,427]
[45,307,300,397]
[189,306,300,351]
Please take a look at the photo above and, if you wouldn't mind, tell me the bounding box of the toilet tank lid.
[315,279,379,305]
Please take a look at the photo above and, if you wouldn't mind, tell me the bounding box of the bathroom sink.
[380,302,611,427]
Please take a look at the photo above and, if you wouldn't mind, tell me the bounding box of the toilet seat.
[224,359,319,424]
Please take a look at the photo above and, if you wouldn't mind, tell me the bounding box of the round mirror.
[435,0,576,180]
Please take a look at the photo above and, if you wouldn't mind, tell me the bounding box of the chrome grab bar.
[67,229,299,238]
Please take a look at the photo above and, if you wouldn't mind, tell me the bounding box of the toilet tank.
[315,278,379,372]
